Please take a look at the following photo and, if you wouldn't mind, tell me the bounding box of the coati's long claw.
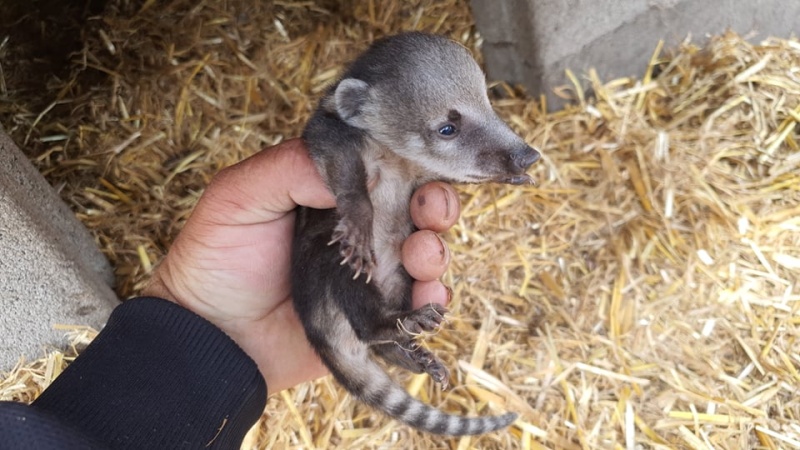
[351,262,374,283]
[328,229,346,246]
[430,364,450,389]
[331,218,377,282]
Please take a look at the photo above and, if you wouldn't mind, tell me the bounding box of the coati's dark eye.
[438,124,457,137]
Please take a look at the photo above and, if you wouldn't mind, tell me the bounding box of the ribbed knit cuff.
[32,297,267,449]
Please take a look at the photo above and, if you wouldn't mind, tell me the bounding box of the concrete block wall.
[0,130,119,370]
[470,0,800,109]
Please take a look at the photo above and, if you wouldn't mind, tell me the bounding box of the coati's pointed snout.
[490,144,540,185]
[511,145,541,171]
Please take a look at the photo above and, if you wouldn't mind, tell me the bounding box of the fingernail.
[431,234,448,264]
[445,285,453,305]
[440,186,454,222]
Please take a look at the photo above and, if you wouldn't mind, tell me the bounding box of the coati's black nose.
[511,145,541,171]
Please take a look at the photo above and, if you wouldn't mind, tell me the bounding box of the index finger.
[410,182,461,232]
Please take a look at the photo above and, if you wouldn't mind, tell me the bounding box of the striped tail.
[322,342,517,435]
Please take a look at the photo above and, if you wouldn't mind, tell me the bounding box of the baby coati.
[291,32,540,436]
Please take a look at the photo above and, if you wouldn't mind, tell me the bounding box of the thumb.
[195,139,335,226]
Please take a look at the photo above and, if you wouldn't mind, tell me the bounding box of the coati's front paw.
[329,219,376,282]
[399,303,448,335]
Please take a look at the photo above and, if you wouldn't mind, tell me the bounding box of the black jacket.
[0,297,267,449]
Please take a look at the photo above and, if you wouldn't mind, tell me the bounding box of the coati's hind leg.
[368,304,451,387]
[372,341,451,388]
[328,260,450,386]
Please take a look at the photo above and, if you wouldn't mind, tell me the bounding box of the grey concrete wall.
[471,0,800,109]
[0,130,119,370]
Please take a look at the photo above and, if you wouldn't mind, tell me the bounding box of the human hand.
[143,138,461,393]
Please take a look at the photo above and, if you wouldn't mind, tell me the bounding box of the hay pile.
[2,0,799,448]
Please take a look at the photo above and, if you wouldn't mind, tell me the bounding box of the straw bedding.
[1,0,799,448]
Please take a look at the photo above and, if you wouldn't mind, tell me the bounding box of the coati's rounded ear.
[333,78,371,128]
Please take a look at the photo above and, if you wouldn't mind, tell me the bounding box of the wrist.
[142,264,181,304]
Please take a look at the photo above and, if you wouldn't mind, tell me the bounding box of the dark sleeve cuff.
[31,296,267,449]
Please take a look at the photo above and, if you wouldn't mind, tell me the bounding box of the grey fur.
[291,32,540,436]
